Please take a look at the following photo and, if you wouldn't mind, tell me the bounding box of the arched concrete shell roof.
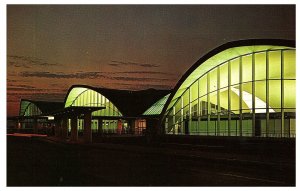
[19,99,64,116]
[64,85,171,117]
[161,39,295,119]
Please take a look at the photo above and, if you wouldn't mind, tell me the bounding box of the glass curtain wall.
[65,88,122,117]
[20,101,42,116]
[24,103,42,116]
[65,87,122,133]
[165,48,296,138]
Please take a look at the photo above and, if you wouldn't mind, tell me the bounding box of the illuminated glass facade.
[143,94,170,116]
[19,100,42,116]
[65,87,122,117]
[65,87,123,132]
[164,45,296,138]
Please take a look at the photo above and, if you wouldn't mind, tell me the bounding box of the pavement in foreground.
[7,135,295,186]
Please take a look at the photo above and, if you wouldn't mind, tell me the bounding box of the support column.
[239,57,243,137]
[146,118,160,144]
[130,119,135,134]
[83,112,92,143]
[14,120,19,133]
[252,53,256,137]
[54,118,61,137]
[33,118,38,134]
[61,117,68,139]
[70,116,78,142]
[98,118,103,135]
[22,121,26,129]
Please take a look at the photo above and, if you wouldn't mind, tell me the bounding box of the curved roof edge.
[160,39,295,121]
[19,99,64,116]
[63,84,117,107]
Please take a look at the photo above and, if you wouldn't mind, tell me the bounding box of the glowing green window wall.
[65,87,122,117]
[242,55,252,82]
[269,51,281,79]
[284,50,296,79]
[165,47,296,138]
[24,103,42,116]
[230,58,240,85]
[143,94,170,116]
[255,52,266,81]
[20,101,42,116]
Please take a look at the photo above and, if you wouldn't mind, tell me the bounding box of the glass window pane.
[175,110,182,125]
[199,75,207,97]
[209,68,218,92]
[242,119,252,137]
[182,89,189,108]
[269,50,281,79]
[190,100,198,118]
[220,62,228,88]
[219,120,228,136]
[219,87,228,115]
[174,97,182,114]
[208,120,216,135]
[230,58,240,85]
[284,80,296,109]
[183,104,189,121]
[190,80,198,102]
[255,52,266,81]
[290,119,296,137]
[255,81,267,113]
[199,119,207,135]
[269,80,281,112]
[241,82,253,113]
[199,96,207,116]
[242,54,252,83]
[230,85,240,113]
[284,50,296,79]
[210,91,217,115]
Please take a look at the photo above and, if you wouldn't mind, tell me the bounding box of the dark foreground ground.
[7,135,295,186]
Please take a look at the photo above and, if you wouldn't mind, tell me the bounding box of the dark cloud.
[8,92,66,101]
[31,92,66,100]
[20,71,106,79]
[8,61,31,68]
[114,71,174,75]
[8,84,37,89]
[111,76,173,82]
[7,87,44,91]
[8,55,58,68]
[7,84,65,92]
[7,79,18,83]
[110,60,159,68]
[20,71,175,82]
[111,82,173,90]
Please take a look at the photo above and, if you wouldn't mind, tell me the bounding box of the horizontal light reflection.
[231,87,275,113]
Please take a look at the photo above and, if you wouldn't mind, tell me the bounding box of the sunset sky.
[7,5,295,116]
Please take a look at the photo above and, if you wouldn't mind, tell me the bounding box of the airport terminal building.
[10,39,296,141]
[11,86,170,142]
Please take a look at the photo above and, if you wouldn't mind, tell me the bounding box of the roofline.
[159,39,296,123]
[63,84,104,106]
